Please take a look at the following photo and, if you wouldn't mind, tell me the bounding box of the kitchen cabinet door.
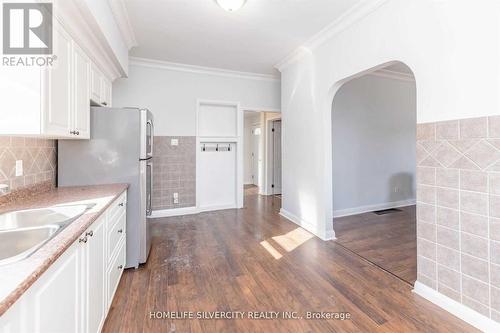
[43,21,73,138]
[28,241,83,333]
[101,77,112,107]
[90,63,102,105]
[73,42,91,139]
[85,216,106,333]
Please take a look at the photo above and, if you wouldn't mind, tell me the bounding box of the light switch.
[15,160,23,177]
[173,192,179,204]
[171,138,179,146]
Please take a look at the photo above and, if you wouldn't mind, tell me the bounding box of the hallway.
[103,192,474,333]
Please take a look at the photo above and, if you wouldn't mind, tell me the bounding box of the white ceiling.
[124,0,364,75]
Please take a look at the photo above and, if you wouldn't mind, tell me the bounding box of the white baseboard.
[279,208,336,241]
[413,282,500,332]
[151,203,240,218]
[150,207,198,218]
[333,199,416,218]
[198,204,238,213]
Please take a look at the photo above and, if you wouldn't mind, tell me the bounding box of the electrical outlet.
[15,160,23,177]
[171,138,179,146]
[173,192,179,204]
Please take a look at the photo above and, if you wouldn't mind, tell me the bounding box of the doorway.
[243,110,282,205]
[331,63,417,285]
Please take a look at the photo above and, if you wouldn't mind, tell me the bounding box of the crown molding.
[274,0,390,72]
[129,57,281,82]
[108,0,138,50]
[369,69,415,82]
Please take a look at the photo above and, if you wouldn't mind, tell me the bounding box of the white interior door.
[272,120,282,194]
[251,126,260,186]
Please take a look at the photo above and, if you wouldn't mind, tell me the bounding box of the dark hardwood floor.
[333,206,417,285]
[102,191,475,333]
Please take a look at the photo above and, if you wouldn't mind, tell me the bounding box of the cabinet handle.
[117,229,123,234]
[75,131,80,136]
[103,102,107,106]
[117,265,123,270]
[79,236,88,243]
[70,130,75,135]
[118,202,124,207]
[86,230,94,237]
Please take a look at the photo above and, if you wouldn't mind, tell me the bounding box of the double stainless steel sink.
[0,204,95,265]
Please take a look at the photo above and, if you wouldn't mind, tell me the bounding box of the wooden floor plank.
[102,189,475,333]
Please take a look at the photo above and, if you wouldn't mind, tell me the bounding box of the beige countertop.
[0,184,128,317]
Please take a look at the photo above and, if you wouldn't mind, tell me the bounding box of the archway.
[329,61,417,284]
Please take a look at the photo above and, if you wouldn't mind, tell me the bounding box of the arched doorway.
[330,62,417,284]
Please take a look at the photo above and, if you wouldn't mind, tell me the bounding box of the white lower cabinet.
[0,192,127,333]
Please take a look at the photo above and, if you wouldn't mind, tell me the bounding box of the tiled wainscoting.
[416,116,500,322]
[153,136,196,210]
[0,137,56,195]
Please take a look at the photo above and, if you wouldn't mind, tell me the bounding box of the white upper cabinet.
[0,19,112,139]
[73,42,91,139]
[90,62,113,107]
[43,22,73,138]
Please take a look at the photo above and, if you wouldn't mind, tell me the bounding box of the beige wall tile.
[153,136,196,210]
[438,284,461,302]
[462,275,489,306]
[489,173,500,195]
[436,120,459,140]
[418,238,436,260]
[461,233,489,259]
[436,188,459,209]
[437,207,459,230]
[0,137,56,197]
[431,143,462,167]
[418,274,436,289]
[460,117,488,139]
[489,116,500,138]
[492,287,500,312]
[461,254,489,283]
[437,226,459,250]
[417,203,435,223]
[436,168,459,189]
[460,191,487,215]
[491,263,500,286]
[418,256,436,280]
[418,221,436,242]
[417,167,436,185]
[462,295,490,317]
[461,212,488,237]
[491,240,500,265]
[417,185,435,204]
[491,218,500,241]
[437,245,460,271]
[460,170,487,193]
[437,265,460,291]
[464,141,500,170]
[417,123,436,141]
[490,195,500,218]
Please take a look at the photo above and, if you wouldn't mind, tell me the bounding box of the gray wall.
[332,74,416,213]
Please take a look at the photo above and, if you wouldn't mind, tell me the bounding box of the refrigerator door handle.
[146,162,153,216]
[146,120,154,158]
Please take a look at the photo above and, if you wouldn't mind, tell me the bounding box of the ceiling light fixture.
[216,0,247,12]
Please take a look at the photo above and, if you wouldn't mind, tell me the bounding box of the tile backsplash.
[416,116,500,322]
[0,137,56,195]
[153,136,196,210]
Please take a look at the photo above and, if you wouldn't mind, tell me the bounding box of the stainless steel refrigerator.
[58,107,154,268]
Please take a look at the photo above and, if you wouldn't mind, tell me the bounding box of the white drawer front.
[107,210,126,261]
[107,240,125,308]
[107,192,127,222]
